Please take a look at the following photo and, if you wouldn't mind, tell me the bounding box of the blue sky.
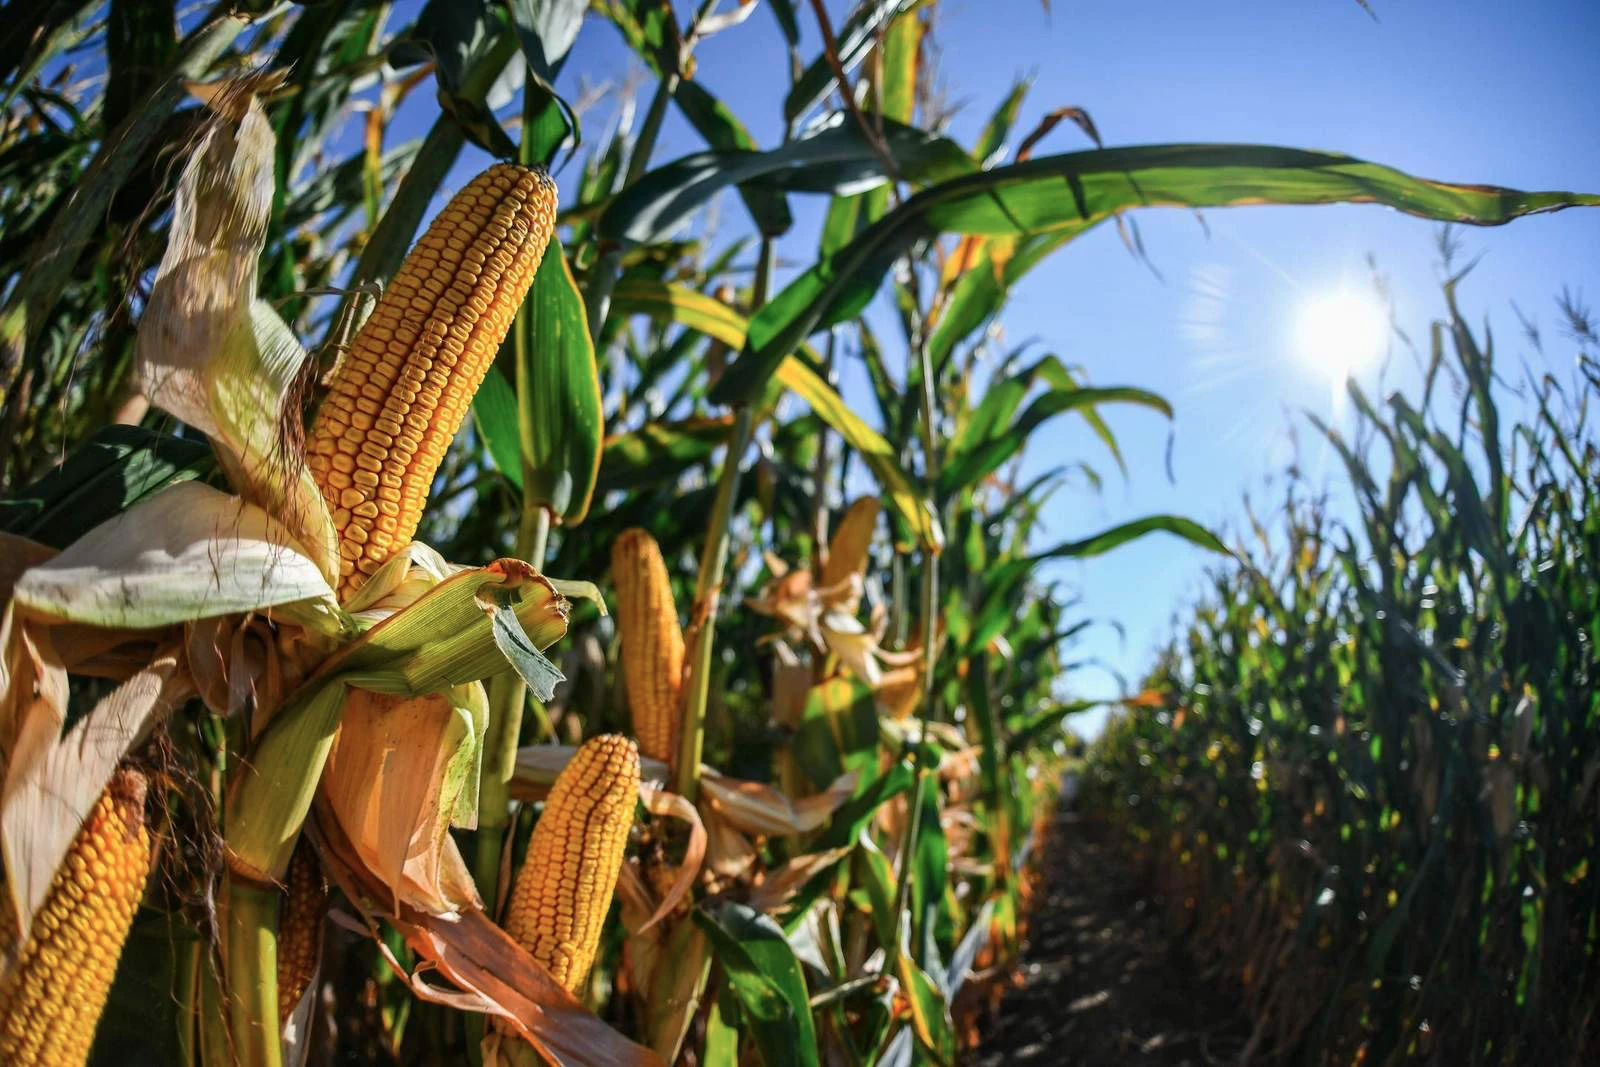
[398,1,1600,734]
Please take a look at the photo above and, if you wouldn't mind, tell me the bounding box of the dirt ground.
[968,807,1253,1066]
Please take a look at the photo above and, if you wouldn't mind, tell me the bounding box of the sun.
[1294,288,1389,381]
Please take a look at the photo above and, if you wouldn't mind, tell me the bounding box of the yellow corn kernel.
[611,530,685,765]
[502,735,639,994]
[307,163,558,598]
[276,839,326,1025]
[0,769,153,1067]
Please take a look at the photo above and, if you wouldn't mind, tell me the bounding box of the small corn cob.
[0,769,152,1067]
[308,163,558,598]
[611,530,685,765]
[502,735,639,995]
[276,839,327,1025]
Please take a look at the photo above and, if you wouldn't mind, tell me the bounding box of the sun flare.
[1295,288,1389,381]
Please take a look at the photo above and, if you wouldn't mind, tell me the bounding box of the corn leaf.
[894,944,955,1065]
[875,9,921,124]
[486,587,567,700]
[785,0,918,123]
[673,78,792,237]
[473,365,525,490]
[607,278,942,550]
[599,417,733,495]
[973,78,1030,166]
[0,12,250,375]
[940,383,1170,497]
[644,921,711,1064]
[712,144,1600,405]
[0,425,213,547]
[979,514,1230,611]
[696,899,820,1067]
[597,113,974,244]
[774,356,943,552]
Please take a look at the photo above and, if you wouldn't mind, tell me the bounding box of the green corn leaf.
[606,277,943,550]
[598,417,733,495]
[711,144,1600,406]
[486,589,567,701]
[876,8,921,124]
[853,834,899,949]
[673,78,793,237]
[598,113,974,244]
[472,364,524,491]
[940,383,1171,498]
[973,77,1030,166]
[696,900,820,1067]
[785,0,918,123]
[0,424,214,547]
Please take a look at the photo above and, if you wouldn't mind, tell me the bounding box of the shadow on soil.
[969,804,1253,1066]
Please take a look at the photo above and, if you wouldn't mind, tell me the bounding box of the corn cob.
[307,163,558,598]
[0,769,152,1067]
[502,735,639,995]
[611,530,685,765]
[276,839,326,1025]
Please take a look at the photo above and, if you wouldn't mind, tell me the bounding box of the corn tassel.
[0,769,153,1067]
[611,530,685,765]
[307,162,557,598]
[501,735,639,995]
[276,839,326,1025]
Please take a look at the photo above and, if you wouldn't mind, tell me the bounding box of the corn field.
[1087,276,1600,1064]
[0,2,1593,1066]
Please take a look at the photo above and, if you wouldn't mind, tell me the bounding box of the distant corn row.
[1087,285,1600,1064]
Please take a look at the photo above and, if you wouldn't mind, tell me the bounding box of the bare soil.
[968,807,1253,1066]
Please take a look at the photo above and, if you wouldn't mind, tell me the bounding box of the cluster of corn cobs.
[1086,286,1600,1064]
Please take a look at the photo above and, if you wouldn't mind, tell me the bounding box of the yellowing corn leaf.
[705,811,758,881]
[699,767,857,837]
[820,497,880,613]
[637,785,707,930]
[744,845,855,914]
